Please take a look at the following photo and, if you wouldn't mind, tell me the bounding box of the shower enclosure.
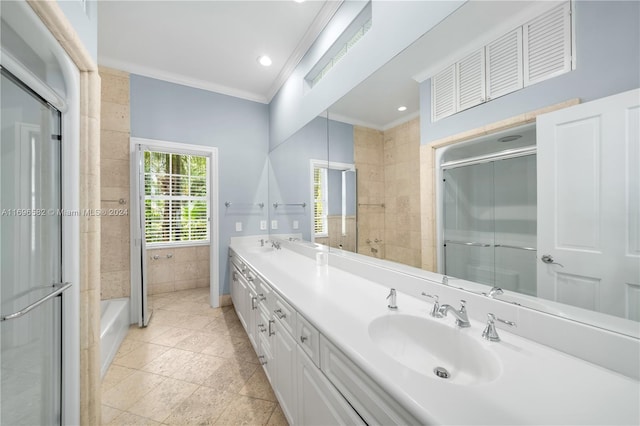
[442,136,537,296]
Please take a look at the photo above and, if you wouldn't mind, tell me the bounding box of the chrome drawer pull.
[268,319,275,336]
[300,335,308,343]
[274,308,286,319]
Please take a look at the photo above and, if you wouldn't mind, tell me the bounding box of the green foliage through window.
[144,151,209,244]
[313,167,328,235]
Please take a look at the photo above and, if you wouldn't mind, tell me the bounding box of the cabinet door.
[297,347,365,426]
[273,319,297,425]
[236,276,248,330]
[258,331,274,380]
[247,286,258,349]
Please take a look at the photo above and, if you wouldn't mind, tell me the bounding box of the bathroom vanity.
[229,237,639,425]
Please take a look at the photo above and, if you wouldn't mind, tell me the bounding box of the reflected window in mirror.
[313,166,328,237]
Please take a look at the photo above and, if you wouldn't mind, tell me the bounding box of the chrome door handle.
[541,254,564,267]
[251,297,257,310]
[268,319,275,336]
[1,282,71,321]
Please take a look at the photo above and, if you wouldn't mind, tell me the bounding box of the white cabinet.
[229,250,398,426]
[230,263,249,330]
[297,346,365,426]
[247,285,258,349]
[273,315,298,424]
[320,335,421,425]
[296,312,320,367]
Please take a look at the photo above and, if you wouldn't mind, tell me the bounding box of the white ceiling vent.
[305,2,372,90]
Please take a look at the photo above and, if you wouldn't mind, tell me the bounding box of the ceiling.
[98,1,340,104]
[99,1,560,119]
[329,1,561,130]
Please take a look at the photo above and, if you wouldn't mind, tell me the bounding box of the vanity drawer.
[296,313,320,367]
[273,293,296,336]
[244,269,258,292]
[257,280,274,314]
[320,335,421,426]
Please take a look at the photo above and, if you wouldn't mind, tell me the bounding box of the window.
[144,150,209,245]
[313,167,328,236]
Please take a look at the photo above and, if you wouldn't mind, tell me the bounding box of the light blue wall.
[270,0,465,147]
[130,75,270,295]
[57,0,98,62]
[421,0,640,144]
[269,116,353,239]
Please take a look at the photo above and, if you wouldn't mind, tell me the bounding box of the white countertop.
[230,240,640,425]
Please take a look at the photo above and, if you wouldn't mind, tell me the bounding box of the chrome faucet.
[486,287,503,298]
[438,300,471,328]
[271,241,281,250]
[386,288,398,310]
[421,293,443,318]
[482,313,516,342]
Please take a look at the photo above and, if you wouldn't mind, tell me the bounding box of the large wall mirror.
[270,0,640,339]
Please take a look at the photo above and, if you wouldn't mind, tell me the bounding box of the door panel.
[1,68,63,425]
[537,89,640,319]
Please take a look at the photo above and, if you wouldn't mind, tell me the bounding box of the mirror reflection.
[269,0,640,338]
[312,161,357,252]
[442,125,537,296]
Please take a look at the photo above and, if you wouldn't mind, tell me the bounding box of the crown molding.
[98,56,270,104]
[381,110,420,131]
[328,112,383,131]
[329,109,421,132]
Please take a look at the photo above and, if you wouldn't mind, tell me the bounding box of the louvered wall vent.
[305,2,372,90]
[431,1,572,122]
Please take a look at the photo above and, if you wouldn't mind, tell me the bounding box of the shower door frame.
[0,9,81,424]
[434,125,536,275]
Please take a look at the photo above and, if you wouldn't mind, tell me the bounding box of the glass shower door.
[443,162,495,285]
[1,68,64,425]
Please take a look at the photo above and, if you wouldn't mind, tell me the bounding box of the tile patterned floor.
[102,288,288,425]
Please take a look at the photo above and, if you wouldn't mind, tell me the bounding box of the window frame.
[143,150,211,247]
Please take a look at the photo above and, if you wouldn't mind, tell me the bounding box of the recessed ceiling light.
[258,55,272,67]
[397,106,407,112]
[294,0,305,3]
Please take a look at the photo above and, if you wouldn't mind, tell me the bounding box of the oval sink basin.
[244,246,275,254]
[368,314,501,385]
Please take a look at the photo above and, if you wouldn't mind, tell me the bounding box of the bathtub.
[100,298,130,378]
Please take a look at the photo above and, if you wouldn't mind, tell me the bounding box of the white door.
[537,89,640,320]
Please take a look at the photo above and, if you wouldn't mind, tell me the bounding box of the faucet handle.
[482,313,516,342]
[459,299,467,311]
[421,293,443,318]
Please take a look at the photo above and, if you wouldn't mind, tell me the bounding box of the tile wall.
[147,246,210,295]
[314,215,357,252]
[383,118,421,267]
[354,126,385,259]
[354,118,421,267]
[99,67,131,299]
